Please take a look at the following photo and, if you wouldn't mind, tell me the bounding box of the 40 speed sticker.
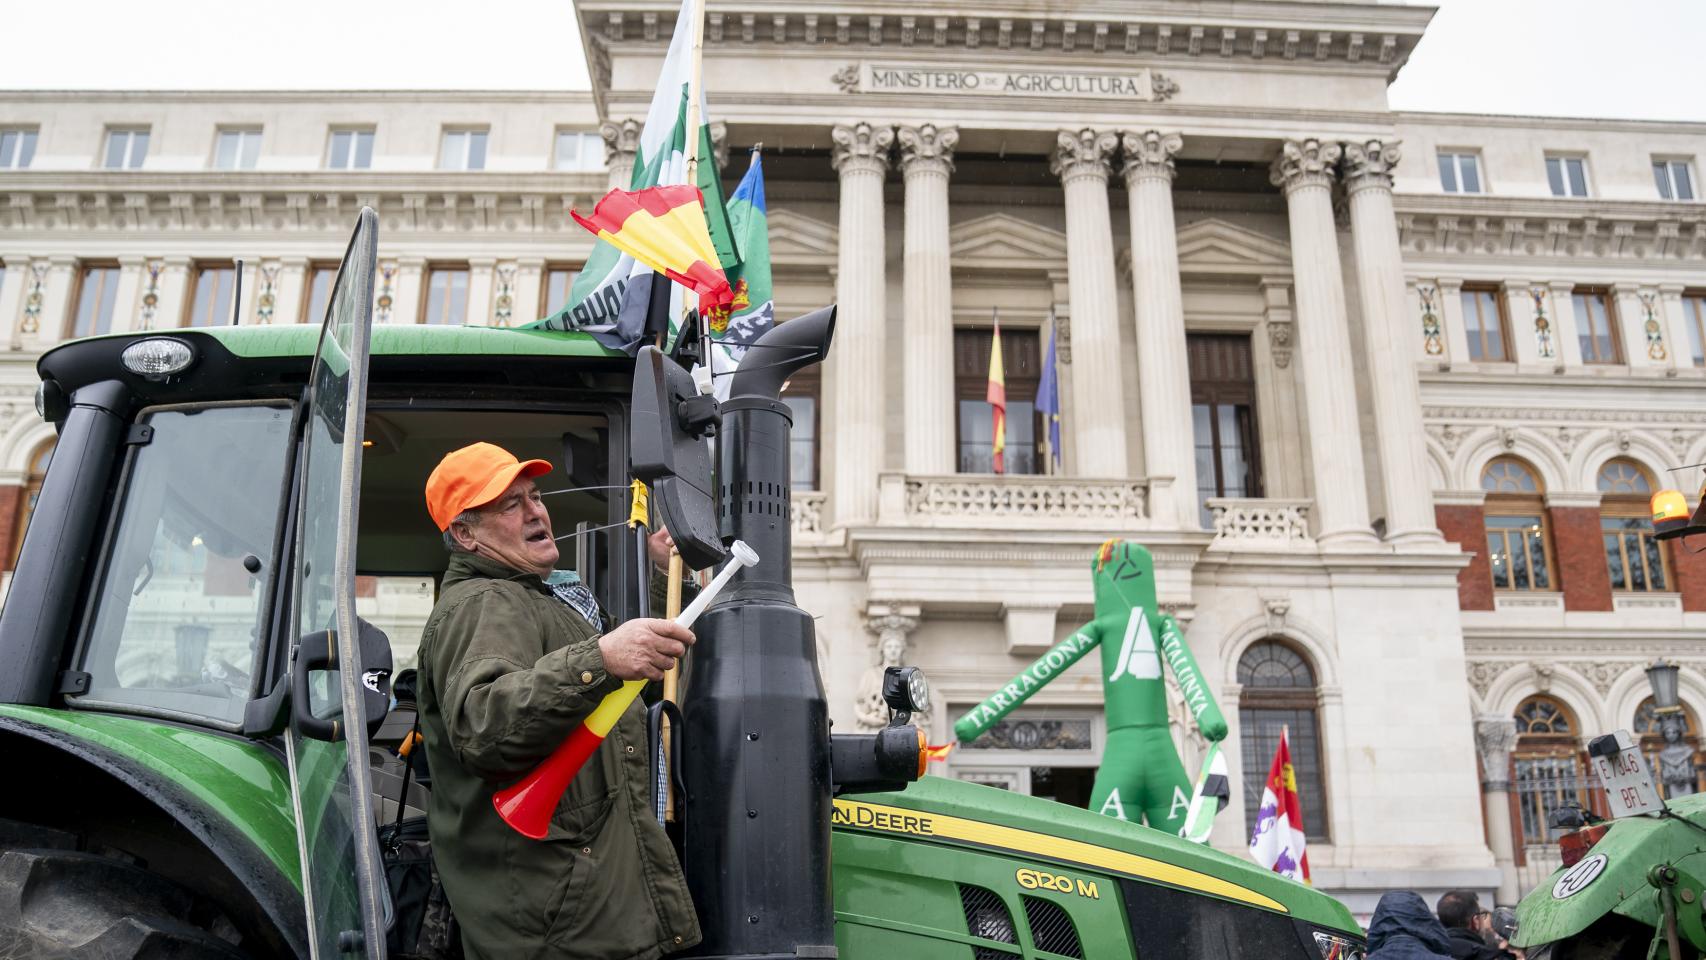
[1552,854,1608,899]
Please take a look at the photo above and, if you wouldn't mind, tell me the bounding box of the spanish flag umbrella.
[570,184,734,311]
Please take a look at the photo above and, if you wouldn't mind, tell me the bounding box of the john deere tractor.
[0,211,1365,959]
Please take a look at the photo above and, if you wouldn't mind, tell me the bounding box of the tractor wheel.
[0,848,248,959]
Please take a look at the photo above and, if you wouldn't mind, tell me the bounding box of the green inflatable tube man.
[954,540,1228,835]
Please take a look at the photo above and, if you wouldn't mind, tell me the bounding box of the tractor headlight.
[883,666,930,717]
[1312,930,1365,959]
[121,338,196,381]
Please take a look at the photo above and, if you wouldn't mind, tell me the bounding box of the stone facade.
[3,0,1706,918]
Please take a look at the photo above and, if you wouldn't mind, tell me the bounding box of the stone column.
[1269,140,1374,547]
[1254,277,1306,499]
[513,258,546,329]
[235,257,263,326]
[468,258,497,325]
[1549,280,1583,369]
[1121,131,1198,526]
[0,256,30,351]
[391,258,426,325]
[1342,141,1442,547]
[273,257,310,326]
[600,119,641,191]
[1435,278,1472,366]
[897,123,958,475]
[109,257,147,335]
[1475,715,1521,905]
[830,122,894,524]
[1658,284,1695,370]
[153,257,194,333]
[1051,129,1127,478]
[1614,282,1661,370]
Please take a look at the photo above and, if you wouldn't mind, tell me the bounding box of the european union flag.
[1036,320,1063,473]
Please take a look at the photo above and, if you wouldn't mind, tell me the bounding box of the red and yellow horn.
[493,540,759,839]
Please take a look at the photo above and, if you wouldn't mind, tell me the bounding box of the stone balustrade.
[877,472,1149,530]
[1206,497,1314,549]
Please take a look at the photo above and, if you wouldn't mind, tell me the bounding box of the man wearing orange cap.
[416,442,700,959]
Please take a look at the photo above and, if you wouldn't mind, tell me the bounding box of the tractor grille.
[1022,896,1084,958]
[959,884,1017,958]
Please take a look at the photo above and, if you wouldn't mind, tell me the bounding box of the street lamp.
[1647,658,1683,714]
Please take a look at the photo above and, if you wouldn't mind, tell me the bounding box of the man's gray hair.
[443,509,482,553]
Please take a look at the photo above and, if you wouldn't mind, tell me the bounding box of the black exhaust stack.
[681,306,837,958]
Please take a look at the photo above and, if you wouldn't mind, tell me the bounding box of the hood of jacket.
[1368,891,1453,954]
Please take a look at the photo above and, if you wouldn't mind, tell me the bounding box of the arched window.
[9,439,53,568]
[1512,696,1591,847]
[1635,697,1702,798]
[1237,640,1329,841]
[1598,460,1669,592]
[1482,457,1553,592]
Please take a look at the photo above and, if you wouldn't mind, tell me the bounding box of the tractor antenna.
[230,258,243,325]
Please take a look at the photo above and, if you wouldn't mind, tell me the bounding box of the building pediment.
[949,213,1068,271]
[1174,218,1292,274]
[768,208,839,266]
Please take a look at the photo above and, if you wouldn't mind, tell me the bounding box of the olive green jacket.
[417,552,700,960]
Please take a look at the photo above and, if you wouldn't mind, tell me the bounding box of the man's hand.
[598,618,695,681]
[647,526,677,571]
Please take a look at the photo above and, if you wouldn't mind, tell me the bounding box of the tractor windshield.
[73,402,294,726]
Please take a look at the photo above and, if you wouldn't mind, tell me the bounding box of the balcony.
[1205,498,1315,551]
[877,473,1150,531]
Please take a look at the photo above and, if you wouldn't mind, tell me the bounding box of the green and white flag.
[707,149,772,400]
[526,0,737,349]
[1179,742,1230,845]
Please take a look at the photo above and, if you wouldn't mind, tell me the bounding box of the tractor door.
[283,207,390,959]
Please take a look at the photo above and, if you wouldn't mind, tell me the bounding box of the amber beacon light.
[1652,488,1697,541]
[493,540,759,840]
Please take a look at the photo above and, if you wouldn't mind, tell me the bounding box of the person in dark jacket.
[1437,889,1505,960]
[418,442,701,960]
[1367,891,1453,960]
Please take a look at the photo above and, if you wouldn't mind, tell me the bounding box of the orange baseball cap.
[425,442,552,531]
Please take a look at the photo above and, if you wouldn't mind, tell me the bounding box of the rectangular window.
[1603,516,1668,591]
[103,128,150,170]
[187,265,236,327]
[0,128,37,169]
[1486,515,1551,590]
[439,129,488,171]
[1188,334,1263,525]
[1546,155,1590,198]
[542,265,579,317]
[303,263,340,325]
[1573,288,1621,364]
[423,266,470,324]
[954,327,1040,475]
[1461,285,1510,362]
[1654,159,1696,201]
[71,264,121,339]
[554,130,603,171]
[213,129,262,170]
[780,369,820,490]
[326,128,374,170]
[1685,293,1706,368]
[1437,152,1482,194]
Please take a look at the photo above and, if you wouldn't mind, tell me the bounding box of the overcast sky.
[3,1,1701,123]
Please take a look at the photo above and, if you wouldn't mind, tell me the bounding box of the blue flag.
[1037,320,1063,472]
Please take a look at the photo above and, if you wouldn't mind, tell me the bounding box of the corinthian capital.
[1473,714,1519,786]
[1341,138,1402,192]
[896,123,959,176]
[1051,128,1119,184]
[599,118,641,165]
[1268,138,1343,194]
[1120,130,1183,184]
[831,122,895,174]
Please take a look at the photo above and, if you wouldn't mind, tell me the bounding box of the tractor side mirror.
[630,346,726,570]
[290,618,393,742]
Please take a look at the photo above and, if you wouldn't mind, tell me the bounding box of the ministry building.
[3,0,1706,916]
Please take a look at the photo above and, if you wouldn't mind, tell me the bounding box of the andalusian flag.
[1249,727,1311,884]
[987,316,1007,475]
[707,150,774,400]
[570,185,732,311]
[526,0,738,348]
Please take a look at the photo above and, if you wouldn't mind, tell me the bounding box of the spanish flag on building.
[987,315,1007,475]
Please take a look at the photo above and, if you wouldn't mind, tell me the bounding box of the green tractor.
[0,211,1365,959]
